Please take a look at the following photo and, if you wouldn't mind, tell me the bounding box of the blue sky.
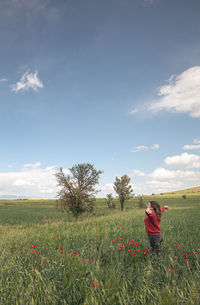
[0,0,200,198]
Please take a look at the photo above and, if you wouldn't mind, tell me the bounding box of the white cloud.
[0,78,8,82]
[11,70,44,92]
[183,138,200,150]
[183,144,200,150]
[0,164,70,198]
[194,138,200,144]
[131,143,159,152]
[24,162,41,169]
[129,108,138,115]
[149,167,200,181]
[130,169,145,177]
[164,152,200,169]
[149,66,200,118]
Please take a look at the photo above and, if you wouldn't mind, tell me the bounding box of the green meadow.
[0,194,200,305]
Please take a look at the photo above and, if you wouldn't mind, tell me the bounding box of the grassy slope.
[0,195,200,304]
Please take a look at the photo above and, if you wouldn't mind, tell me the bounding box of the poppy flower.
[169,270,173,273]
[174,256,177,260]
[35,266,39,270]
[54,237,58,240]
[93,282,97,287]
[32,245,36,248]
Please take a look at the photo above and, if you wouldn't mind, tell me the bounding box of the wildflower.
[194,252,198,254]
[90,244,92,246]
[128,249,131,252]
[169,270,173,273]
[176,245,178,248]
[81,258,84,262]
[32,245,36,248]
[174,256,177,260]
[35,265,39,270]
[118,247,121,250]
[158,258,161,261]
[132,253,135,256]
[96,234,99,237]
[144,251,147,255]
[172,264,175,267]
[54,237,58,240]
[60,247,64,250]
[113,225,115,227]
[112,239,114,242]
[86,259,89,262]
[44,263,47,267]
[93,282,97,287]
[137,249,140,252]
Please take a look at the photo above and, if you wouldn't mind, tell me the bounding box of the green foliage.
[113,175,133,211]
[55,163,103,217]
[182,194,187,199]
[105,193,116,209]
[138,196,145,209]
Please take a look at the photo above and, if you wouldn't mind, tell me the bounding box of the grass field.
[0,194,200,305]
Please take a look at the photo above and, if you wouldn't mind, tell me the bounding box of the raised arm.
[161,205,170,213]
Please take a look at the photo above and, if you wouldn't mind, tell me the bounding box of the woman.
[144,201,170,254]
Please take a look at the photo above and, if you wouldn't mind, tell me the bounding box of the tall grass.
[0,195,200,304]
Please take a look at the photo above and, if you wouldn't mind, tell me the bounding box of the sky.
[0,0,200,198]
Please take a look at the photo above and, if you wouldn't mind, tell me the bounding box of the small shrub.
[182,194,187,199]
[106,193,115,209]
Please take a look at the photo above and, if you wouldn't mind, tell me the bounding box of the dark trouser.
[148,234,162,254]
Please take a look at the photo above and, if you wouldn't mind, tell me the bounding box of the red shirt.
[144,207,166,235]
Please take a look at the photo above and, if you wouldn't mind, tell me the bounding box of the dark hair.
[149,201,161,221]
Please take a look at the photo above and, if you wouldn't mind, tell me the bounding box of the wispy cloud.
[129,108,138,115]
[183,138,200,150]
[149,66,200,118]
[143,0,155,5]
[11,70,44,92]
[131,143,159,152]
[0,78,8,82]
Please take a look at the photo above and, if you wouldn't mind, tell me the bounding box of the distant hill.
[167,186,200,195]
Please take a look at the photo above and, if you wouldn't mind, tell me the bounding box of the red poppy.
[32,245,36,248]
[169,270,173,273]
[132,253,135,256]
[96,234,99,237]
[112,239,114,241]
[174,256,177,260]
[194,252,198,254]
[35,265,39,270]
[93,282,97,287]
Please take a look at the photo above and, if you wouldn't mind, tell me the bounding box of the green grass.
[0,195,200,304]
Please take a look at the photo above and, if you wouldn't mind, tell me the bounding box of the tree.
[55,163,103,217]
[138,196,145,209]
[113,175,133,211]
[105,193,115,209]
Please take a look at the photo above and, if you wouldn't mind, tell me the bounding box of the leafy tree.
[138,196,145,208]
[105,193,115,209]
[113,175,133,211]
[55,163,103,217]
